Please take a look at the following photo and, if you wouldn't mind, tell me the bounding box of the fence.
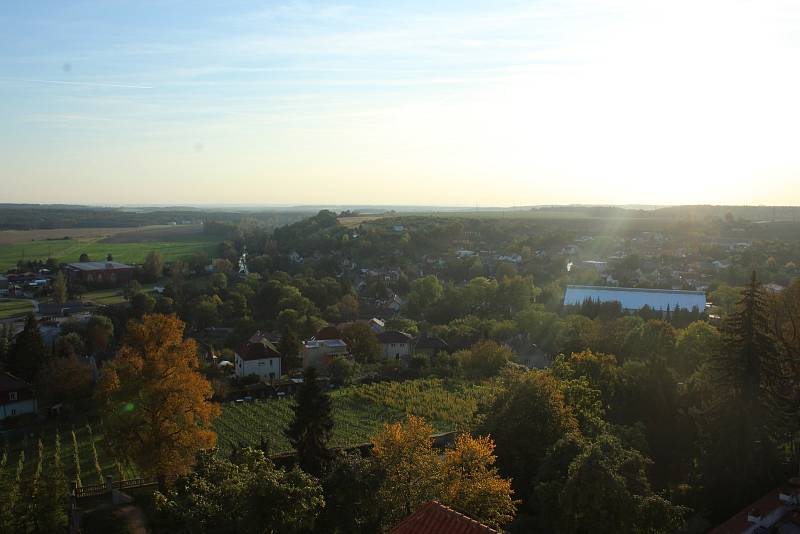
[72,476,157,500]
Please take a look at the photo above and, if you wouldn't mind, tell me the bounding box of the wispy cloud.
[0,77,153,89]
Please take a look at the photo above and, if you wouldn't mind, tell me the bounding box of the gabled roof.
[313,325,342,340]
[65,261,134,271]
[711,482,800,533]
[390,501,498,534]
[415,335,449,351]
[377,330,413,344]
[0,372,32,393]
[236,334,281,361]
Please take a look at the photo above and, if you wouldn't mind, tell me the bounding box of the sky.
[2,0,800,207]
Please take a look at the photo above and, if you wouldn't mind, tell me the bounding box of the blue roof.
[563,285,706,311]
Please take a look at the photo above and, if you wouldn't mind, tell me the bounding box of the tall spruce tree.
[285,366,333,477]
[699,271,785,519]
[716,271,781,409]
[9,314,46,381]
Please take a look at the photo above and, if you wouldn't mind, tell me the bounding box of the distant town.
[1,204,799,533]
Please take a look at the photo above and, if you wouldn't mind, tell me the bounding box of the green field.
[80,285,157,306]
[0,298,34,319]
[0,235,218,271]
[3,379,497,483]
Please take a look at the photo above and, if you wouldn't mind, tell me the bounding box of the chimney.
[747,508,763,525]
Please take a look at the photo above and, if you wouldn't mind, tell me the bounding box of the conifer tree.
[700,271,785,518]
[8,314,46,381]
[285,366,333,476]
[715,271,781,410]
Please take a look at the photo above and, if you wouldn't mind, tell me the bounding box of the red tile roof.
[711,483,800,534]
[390,501,499,534]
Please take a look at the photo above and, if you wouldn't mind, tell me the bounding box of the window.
[11,409,16,415]
[8,392,17,401]
[269,360,273,367]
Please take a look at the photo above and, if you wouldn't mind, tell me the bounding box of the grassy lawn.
[0,235,219,271]
[0,298,34,319]
[80,285,158,306]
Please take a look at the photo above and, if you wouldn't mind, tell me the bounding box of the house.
[235,332,282,381]
[313,325,342,341]
[368,317,386,333]
[390,500,498,534]
[303,339,349,370]
[63,261,135,287]
[563,285,706,312]
[505,335,550,369]
[582,260,609,273]
[385,294,404,313]
[414,334,449,358]
[38,301,94,318]
[497,254,522,264]
[711,480,800,533]
[0,372,37,420]
[377,330,414,363]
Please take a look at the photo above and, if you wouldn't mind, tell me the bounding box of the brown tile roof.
[236,334,281,362]
[313,325,342,340]
[389,501,498,534]
[711,483,800,533]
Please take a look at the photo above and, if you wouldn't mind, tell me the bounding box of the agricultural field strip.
[3,379,495,480]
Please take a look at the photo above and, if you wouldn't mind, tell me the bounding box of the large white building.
[235,332,282,381]
[563,285,707,312]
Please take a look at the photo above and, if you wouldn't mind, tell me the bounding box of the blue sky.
[2,1,800,206]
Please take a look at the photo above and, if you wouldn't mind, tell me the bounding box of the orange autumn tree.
[96,314,220,486]
[442,434,517,528]
[371,415,516,529]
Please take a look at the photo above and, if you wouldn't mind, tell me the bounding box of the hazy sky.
[2,0,800,206]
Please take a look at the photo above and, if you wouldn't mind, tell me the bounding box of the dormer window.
[9,392,18,401]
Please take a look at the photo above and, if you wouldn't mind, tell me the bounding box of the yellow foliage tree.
[372,415,443,524]
[96,314,220,486]
[441,434,517,528]
[371,415,516,528]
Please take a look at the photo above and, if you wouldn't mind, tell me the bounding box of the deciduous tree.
[52,271,68,304]
[96,314,220,487]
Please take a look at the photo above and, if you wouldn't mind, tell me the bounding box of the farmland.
[0,224,219,271]
[2,379,497,483]
[213,378,499,456]
[0,298,34,319]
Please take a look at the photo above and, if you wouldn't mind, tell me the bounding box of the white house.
[377,331,414,363]
[303,339,349,370]
[235,332,282,381]
[0,373,37,420]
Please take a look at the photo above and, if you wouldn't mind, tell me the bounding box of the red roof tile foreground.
[711,482,800,533]
[390,501,499,534]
